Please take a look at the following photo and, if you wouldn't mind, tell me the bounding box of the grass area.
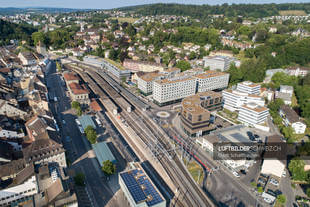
[279,10,307,16]
[104,58,125,70]
[109,17,138,23]
[183,158,204,185]
[291,93,299,108]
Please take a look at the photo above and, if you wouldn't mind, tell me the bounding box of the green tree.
[74,173,85,186]
[84,125,97,144]
[31,31,45,46]
[101,160,116,176]
[277,194,286,205]
[306,188,310,198]
[227,64,243,86]
[288,158,308,181]
[176,60,191,72]
[257,186,263,193]
[71,101,80,109]
[56,61,62,72]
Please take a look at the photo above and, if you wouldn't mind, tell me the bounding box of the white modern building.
[153,70,229,106]
[236,81,261,95]
[222,89,265,112]
[238,103,269,126]
[195,71,229,92]
[153,77,196,105]
[203,56,240,71]
[280,85,294,95]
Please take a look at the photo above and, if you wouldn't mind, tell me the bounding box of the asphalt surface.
[45,61,113,207]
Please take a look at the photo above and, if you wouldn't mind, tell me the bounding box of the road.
[45,61,113,207]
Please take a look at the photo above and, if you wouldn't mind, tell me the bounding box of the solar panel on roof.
[121,170,164,206]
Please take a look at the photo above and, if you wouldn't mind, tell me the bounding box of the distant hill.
[0,7,89,15]
[0,20,36,45]
[119,3,310,18]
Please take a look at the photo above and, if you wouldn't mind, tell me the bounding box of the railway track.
[66,64,214,207]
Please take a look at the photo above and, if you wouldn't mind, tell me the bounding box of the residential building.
[22,138,66,167]
[222,90,265,112]
[275,91,292,105]
[0,164,38,207]
[236,81,261,95]
[119,162,166,207]
[238,103,269,126]
[123,59,165,72]
[136,71,162,95]
[195,70,229,92]
[279,105,306,134]
[18,52,37,66]
[280,85,294,95]
[203,56,240,71]
[153,77,197,106]
[286,66,310,77]
[180,91,222,136]
[68,82,90,106]
[25,115,58,143]
[153,70,229,106]
[265,69,287,78]
[0,99,28,120]
[209,50,234,57]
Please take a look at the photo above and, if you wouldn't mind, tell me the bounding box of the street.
[45,61,114,207]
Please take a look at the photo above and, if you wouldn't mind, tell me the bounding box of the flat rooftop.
[120,165,165,206]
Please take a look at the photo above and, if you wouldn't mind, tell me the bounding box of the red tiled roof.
[69,82,89,95]
[90,99,102,112]
[63,72,80,82]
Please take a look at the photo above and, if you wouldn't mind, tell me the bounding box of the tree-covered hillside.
[120,3,310,18]
[0,20,36,45]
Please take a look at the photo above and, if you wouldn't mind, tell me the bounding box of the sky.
[1,0,310,9]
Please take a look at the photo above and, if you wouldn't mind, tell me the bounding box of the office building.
[238,103,269,126]
[236,81,261,95]
[222,89,265,112]
[180,91,222,136]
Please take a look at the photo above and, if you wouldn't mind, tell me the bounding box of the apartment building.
[153,77,196,105]
[195,71,229,92]
[238,103,269,126]
[279,105,306,134]
[0,99,28,120]
[236,81,261,95]
[136,72,162,95]
[0,165,38,207]
[136,68,181,95]
[181,91,222,136]
[18,52,36,66]
[203,56,240,71]
[286,66,310,77]
[153,70,229,106]
[123,59,165,72]
[222,89,265,112]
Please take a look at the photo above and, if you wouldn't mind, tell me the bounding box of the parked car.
[233,171,240,178]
